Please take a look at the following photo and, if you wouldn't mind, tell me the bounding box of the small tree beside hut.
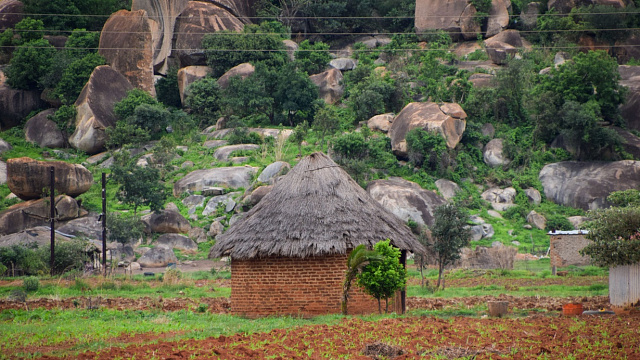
[357,240,407,314]
[429,204,471,290]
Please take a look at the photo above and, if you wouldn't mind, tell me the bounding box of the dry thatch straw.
[210,152,425,260]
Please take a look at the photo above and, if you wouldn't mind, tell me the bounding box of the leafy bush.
[406,128,449,171]
[22,0,128,31]
[203,21,288,77]
[54,52,106,103]
[545,215,574,231]
[45,240,90,275]
[48,105,77,134]
[13,17,44,45]
[22,276,40,292]
[155,66,182,108]
[65,28,100,58]
[110,150,166,215]
[607,189,640,208]
[185,77,221,126]
[294,40,330,75]
[114,89,159,121]
[107,213,145,245]
[227,128,263,145]
[582,206,640,267]
[6,39,56,90]
[0,244,47,275]
[357,240,407,313]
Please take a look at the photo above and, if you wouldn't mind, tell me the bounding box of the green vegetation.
[428,204,472,289]
[358,240,407,314]
[341,244,382,315]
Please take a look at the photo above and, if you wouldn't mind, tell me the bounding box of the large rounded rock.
[526,210,546,230]
[539,160,640,210]
[99,10,155,96]
[69,66,133,154]
[481,187,516,211]
[137,246,178,267]
[367,113,394,133]
[459,4,482,40]
[0,161,6,185]
[0,195,80,235]
[7,157,93,200]
[202,192,240,216]
[389,102,467,158]
[156,233,198,251]
[173,166,258,196]
[329,58,357,71]
[174,1,244,67]
[486,0,511,37]
[309,68,344,105]
[483,138,510,167]
[469,73,494,88]
[0,0,23,31]
[435,179,460,200]
[614,127,640,160]
[242,185,272,208]
[24,109,65,148]
[0,71,45,130]
[142,209,191,234]
[367,177,447,226]
[520,2,541,31]
[131,0,190,74]
[213,144,260,161]
[177,66,212,105]
[415,0,471,38]
[57,214,103,240]
[0,137,11,153]
[619,65,640,131]
[217,62,255,90]
[257,161,289,184]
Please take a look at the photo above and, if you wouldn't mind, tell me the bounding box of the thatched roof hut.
[211,152,425,317]
[211,152,425,259]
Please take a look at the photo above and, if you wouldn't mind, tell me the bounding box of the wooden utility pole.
[102,173,107,276]
[50,166,55,276]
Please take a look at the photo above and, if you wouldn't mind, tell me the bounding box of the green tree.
[53,52,106,103]
[406,128,449,171]
[48,104,77,136]
[13,17,44,45]
[6,38,56,90]
[107,212,145,245]
[219,72,273,125]
[110,151,166,215]
[23,0,129,31]
[184,77,221,127]
[273,64,319,126]
[429,204,471,289]
[203,21,288,77]
[155,66,182,108]
[341,244,383,315]
[105,121,150,149]
[290,120,309,157]
[312,105,340,152]
[607,189,640,208]
[114,89,158,121]
[65,28,101,59]
[294,40,330,75]
[357,240,407,314]
[130,103,171,134]
[581,206,640,267]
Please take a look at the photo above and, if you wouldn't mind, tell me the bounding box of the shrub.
[227,128,263,145]
[155,66,182,108]
[107,213,145,245]
[294,40,331,75]
[22,276,40,292]
[163,268,183,285]
[114,89,158,121]
[65,28,101,58]
[13,17,44,45]
[54,52,106,104]
[43,240,90,275]
[185,77,221,126]
[5,39,56,90]
[545,215,574,231]
[357,240,407,314]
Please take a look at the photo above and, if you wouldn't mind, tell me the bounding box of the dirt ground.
[34,311,640,359]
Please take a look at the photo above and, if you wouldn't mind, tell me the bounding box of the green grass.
[407,283,608,298]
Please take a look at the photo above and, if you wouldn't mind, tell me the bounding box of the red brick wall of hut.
[231,254,398,317]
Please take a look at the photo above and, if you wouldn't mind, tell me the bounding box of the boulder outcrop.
[486,0,511,37]
[131,0,190,74]
[69,66,133,154]
[309,68,344,104]
[367,113,394,133]
[141,209,191,234]
[173,1,244,67]
[213,144,260,161]
[0,71,45,130]
[177,66,212,105]
[156,233,198,251]
[539,160,640,210]
[367,177,447,226]
[0,195,80,235]
[415,0,471,39]
[388,102,467,158]
[217,62,254,89]
[173,166,258,196]
[0,0,23,31]
[7,157,93,200]
[137,246,178,267]
[483,138,510,167]
[24,109,65,149]
[99,10,155,96]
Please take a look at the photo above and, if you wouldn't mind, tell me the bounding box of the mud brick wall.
[549,234,592,267]
[231,254,391,317]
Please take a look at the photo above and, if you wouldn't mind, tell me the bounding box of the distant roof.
[548,230,589,235]
[210,152,426,260]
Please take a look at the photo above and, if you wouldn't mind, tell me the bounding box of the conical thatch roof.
[210,152,425,260]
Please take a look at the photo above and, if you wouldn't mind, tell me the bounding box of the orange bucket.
[562,303,583,316]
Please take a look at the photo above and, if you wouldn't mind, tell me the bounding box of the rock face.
[486,0,511,37]
[619,65,640,131]
[57,215,103,240]
[0,137,11,153]
[213,144,260,161]
[173,1,244,67]
[484,30,523,65]
[131,0,190,74]
[217,62,255,90]
[0,195,80,235]
[156,233,198,251]
[367,177,447,226]
[99,10,155,96]
[520,2,540,30]
[367,113,394,133]
[202,192,240,216]
[0,161,6,185]
[415,0,471,37]
[526,210,546,230]
[483,138,509,167]
[242,185,272,208]
[435,179,460,200]
[309,68,344,105]
[204,127,293,140]
[174,166,258,196]
[469,73,494,88]
[7,157,93,200]
[539,160,640,210]
[525,188,542,205]
[0,0,22,31]
[389,102,467,158]
[0,71,45,130]
[24,109,65,148]
[459,4,482,40]
[177,66,212,105]
[137,246,178,267]
[257,161,289,184]
[481,187,516,211]
[69,66,134,154]
[329,58,357,71]
[142,210,191,234]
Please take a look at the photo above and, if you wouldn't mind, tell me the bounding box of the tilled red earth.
[36,312,640,359]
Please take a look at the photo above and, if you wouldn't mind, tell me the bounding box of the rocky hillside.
[1,0,640,272]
